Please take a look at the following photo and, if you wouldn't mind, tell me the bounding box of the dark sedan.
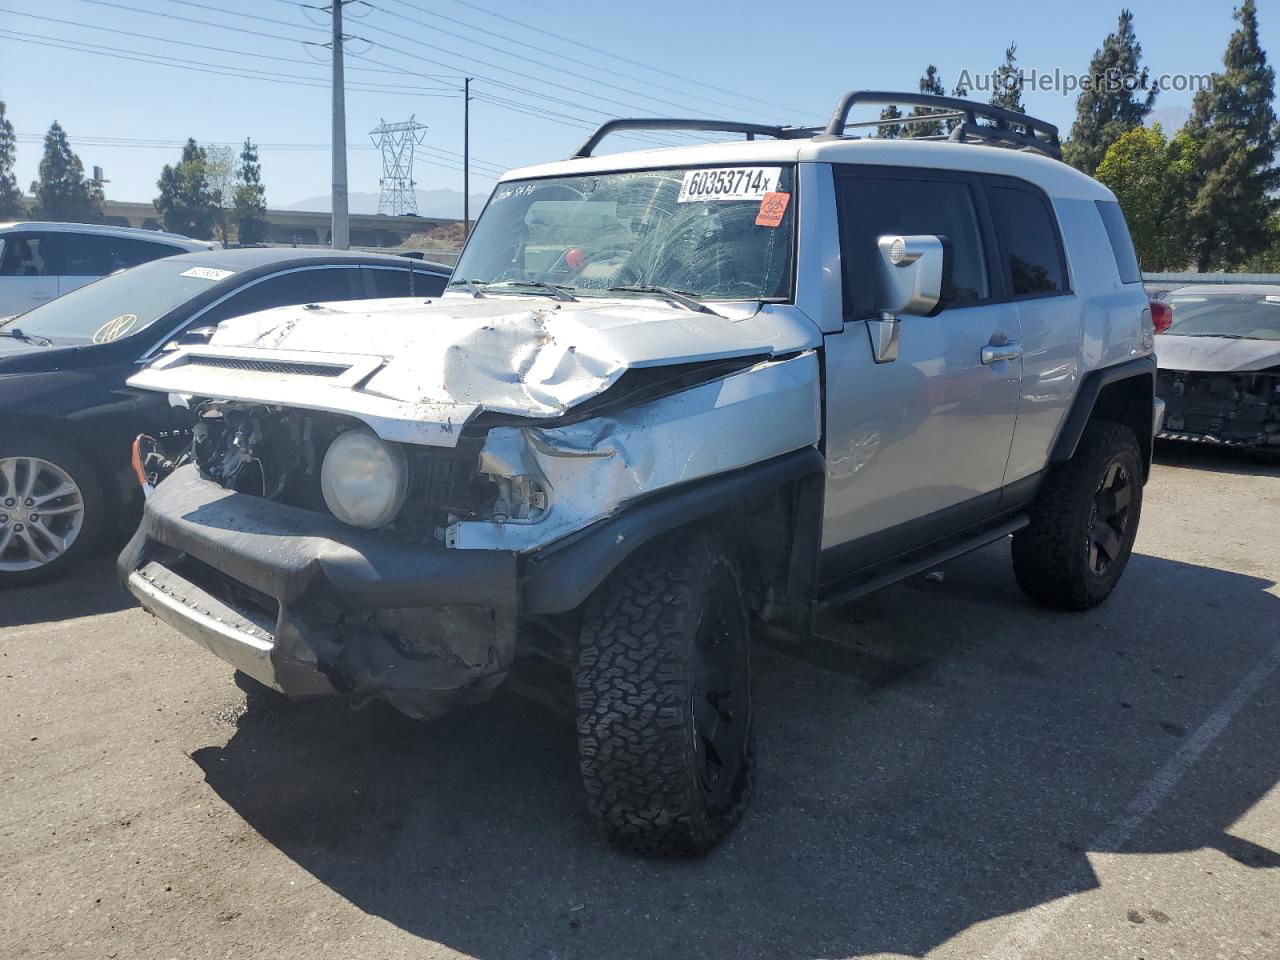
[1155,283,1280,453]
[0,248,449,585]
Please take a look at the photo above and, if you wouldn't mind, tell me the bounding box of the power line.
[361,0,771,123]
[0,30,457,97]
[436,0,811,117]
[0,7,459,87]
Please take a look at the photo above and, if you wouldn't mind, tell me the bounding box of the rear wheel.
[1012,421,1143,610]
[0,434,104,588]
[575,527,752,856]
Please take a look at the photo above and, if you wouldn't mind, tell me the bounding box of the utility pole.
[463,77,472,241]
[330,0,349,249]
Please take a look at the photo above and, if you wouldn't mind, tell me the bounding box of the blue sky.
[1,0,1276,209]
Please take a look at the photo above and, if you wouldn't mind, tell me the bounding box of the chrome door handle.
[981,341,1022,365]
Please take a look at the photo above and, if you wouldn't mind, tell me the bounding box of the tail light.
[1149,299,1173,334]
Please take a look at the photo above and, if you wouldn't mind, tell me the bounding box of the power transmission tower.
[370,117,428,216]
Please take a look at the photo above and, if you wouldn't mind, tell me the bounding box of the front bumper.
[1156,368,1280,449]
[120,466,518,718]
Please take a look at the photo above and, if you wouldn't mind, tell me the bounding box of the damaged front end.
[1157,368,1280,449]
[120,332,822,719]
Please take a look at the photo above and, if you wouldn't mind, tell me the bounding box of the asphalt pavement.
[2,443,1278,960]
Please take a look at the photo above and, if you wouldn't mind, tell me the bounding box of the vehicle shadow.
[191,543,1280,959]
[1154,439,1280,476]
[0,549,134,628]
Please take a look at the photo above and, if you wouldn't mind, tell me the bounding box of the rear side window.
[199,267,362,325]
[364,266,447,298]
[835,173,990,320]
[988,186,1067,296]
[1096,200,1142,284]
[0,232,60,277]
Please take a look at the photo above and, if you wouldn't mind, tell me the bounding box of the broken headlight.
[320,428,409,529]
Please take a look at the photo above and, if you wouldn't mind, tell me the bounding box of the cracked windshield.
[452,166,796,301]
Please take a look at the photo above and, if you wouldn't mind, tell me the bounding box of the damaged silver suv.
[121,92,1161,856]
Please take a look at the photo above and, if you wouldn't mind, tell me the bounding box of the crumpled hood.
[1156,334,1280,373]
[128,294,821,447]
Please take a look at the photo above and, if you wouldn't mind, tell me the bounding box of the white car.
[0,221,215,317]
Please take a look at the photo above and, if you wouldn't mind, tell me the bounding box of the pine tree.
[1062,10,1158,175]
[27,122,102,223]
[232,138,268,245]
[154,138,218,239]
[0,97,22,218]
[947,79,970,135]
[1183,0,1280,271]
[878,104,904,139]
[905,65,948,138]
[990,43,1025,114]
[1095,124,1201,270]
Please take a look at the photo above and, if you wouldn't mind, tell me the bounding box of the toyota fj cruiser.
[120,92,1162,857]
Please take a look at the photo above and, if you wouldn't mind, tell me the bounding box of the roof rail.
[570,119,815,159]
[821,90,1062,159]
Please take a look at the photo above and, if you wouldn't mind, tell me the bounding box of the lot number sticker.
[180,267,235,281]
[678,167,781,202]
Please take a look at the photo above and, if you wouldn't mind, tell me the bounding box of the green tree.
[1240,218,1280,271]
[1183,0,1280,271]
[905,65,948,138]
[990,43,1025,114]
[878,103,904,139]
[0,96,22,218]
[27,122,102,223]
[232,138,268,244]
[1062,10,1158,175]
[1095,124,1201,270]
[154,138,218,239]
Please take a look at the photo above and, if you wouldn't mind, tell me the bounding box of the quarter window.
[1096,200,1142,284]
[988,186,1066,296]
[835,174,990,320]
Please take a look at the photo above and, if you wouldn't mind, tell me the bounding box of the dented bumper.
[119,466,518,718]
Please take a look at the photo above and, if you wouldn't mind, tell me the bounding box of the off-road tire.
[0,433,105,589]
[1013,421,1144,611]
[575,527,752,857]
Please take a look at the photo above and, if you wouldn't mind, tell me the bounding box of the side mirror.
[866,235,950,363]
[161,325,216,353]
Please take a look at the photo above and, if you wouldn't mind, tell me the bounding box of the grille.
[187,355,350,378]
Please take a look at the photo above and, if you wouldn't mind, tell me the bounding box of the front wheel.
[575,527,752,856]
[0,434,104,588]
[1012,421,1144,610]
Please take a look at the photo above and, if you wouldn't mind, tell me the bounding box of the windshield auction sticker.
[92,313,139,344]
[180,267,235,281]
[678,167,781,202]
[755,191,791,227]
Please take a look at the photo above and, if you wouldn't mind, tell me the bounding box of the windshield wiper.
[0,328,52,346]
[607,285,723,317]
[1174,333,1254,339]
[480,280,578,302]
[447,278,487,298]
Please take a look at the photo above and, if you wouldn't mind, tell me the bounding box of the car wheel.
[1012,421,1144,611]
[0,434,104,588]
[575,526,753,857]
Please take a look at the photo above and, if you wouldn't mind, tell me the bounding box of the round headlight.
[320,428,409,529]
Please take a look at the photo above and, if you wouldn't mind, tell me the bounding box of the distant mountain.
[285,188,491,219]
[1146,105,1192,133]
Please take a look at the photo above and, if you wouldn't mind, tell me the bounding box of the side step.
[815,514,1028,613]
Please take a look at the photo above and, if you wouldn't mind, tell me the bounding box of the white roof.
[0,221,215,249]
[504,136,1113,203]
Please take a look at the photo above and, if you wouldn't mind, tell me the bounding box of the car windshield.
[1165,292,1280,341]
[0,258,235,343]
[453,165,796,301]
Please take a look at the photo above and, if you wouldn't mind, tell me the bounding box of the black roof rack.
[820,90,1062,159]
[571,119,816,158]
[568,91,1062,162]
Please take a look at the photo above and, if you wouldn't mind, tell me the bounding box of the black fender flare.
[1050,355,1156,464]
[520,447,826,616]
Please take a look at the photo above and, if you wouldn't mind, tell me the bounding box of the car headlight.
[320,428,409,529]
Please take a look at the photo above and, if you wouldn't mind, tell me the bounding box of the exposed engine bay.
[1157,369,1280,448]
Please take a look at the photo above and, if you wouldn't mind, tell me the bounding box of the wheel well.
[0,415,134,519]
[1087,373,1155,478]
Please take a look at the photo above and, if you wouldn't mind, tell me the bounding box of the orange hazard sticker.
[755,191,791,227]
